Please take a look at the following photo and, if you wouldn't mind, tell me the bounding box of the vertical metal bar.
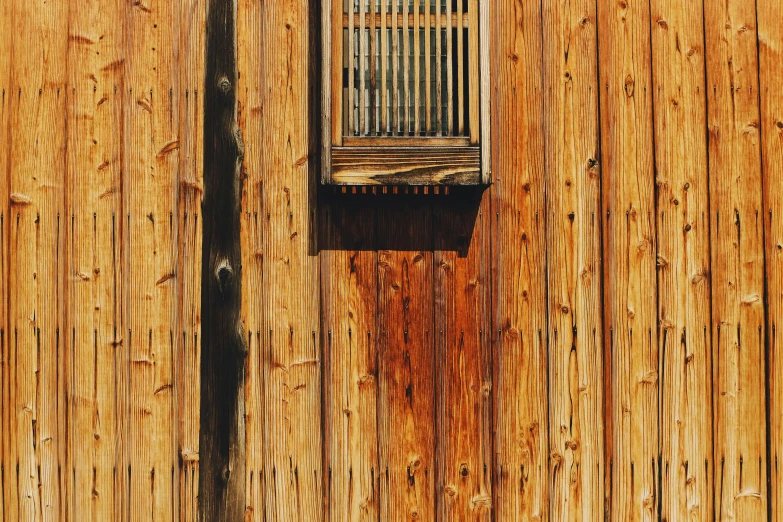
[381,0,388,133]
[348,0,355,134]
[446,0,453,135]
[457,0,464,135]
[414,0,421,134]
[403,0,410,134]
[359,0,367,134]
[435,0,442,135]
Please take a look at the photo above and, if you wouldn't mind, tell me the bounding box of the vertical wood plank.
[542,0,605,517]
[177,0,205,519]
[425,0,431,133]
[491,0,549,518]
[760,0,783,517]
[704,0,768,518]
[67,0,126,519]
[8,0,69,520]
[436,0,443,135]
[0,0,13,517]
[433,196,492,522]
[331,0,343,146]
[403,0,410,133]
[359,0,367,135]
[467,0,478,144]
[597,0,659,518]
[478,0,491,181]
[414,0,421,134]
[649,0,713,519]
[349,0,356,135]
[243,0,323,519]
[370,0,377,134]
[392,0,400,133]
[377,204,435,522]
[382,0,389,133]
[124,0,179,518]
[321,201,379,522]
[456,0,464,135]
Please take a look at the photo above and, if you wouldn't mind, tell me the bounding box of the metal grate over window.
[322,0,491,186]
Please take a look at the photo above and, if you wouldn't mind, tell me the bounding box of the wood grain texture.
[239,0,323,519]
[650,0,713,519]
[66,0,126,520]
[331,147,481,186]
[542,0,605,517]
[176,0,205,520]
[123,0,179,518]
[434,195,492,522]
[321,201,379,522]
[377,203,435,522]
[759,0,783,517]
[705,0,768,518]
[7,0,69,520]
[491,0,550,519]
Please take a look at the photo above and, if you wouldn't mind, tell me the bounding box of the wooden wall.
[0,0,781,521]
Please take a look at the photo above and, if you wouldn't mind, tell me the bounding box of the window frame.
[321,0,492,186]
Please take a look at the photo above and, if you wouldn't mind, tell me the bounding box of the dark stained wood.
[705,0,768,517]
[597,0,659,518]
[491,0,550,519]
[330,147,481,186]
[542,0,605,517]
[377,203,435,522]
[759,0,783,517]
[199,0,246,520]
[433,195,492,522]
[650,0,713,519]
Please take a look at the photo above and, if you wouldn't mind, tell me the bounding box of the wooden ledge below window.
[328,146,482,186]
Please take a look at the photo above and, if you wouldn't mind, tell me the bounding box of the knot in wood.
[215,259,234,294]
[217,76,232,95]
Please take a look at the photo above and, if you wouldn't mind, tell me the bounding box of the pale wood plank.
[67,0,127,520]
[321,202,379,522]
[650,0,713,520]
[124,0,179,518]
[597,0,660,517]
[392,0,400,133]
[468,0,479,143]
[248,1,323,519]
[492,0,549,519]
[705,0,768,518]
[332,0,343,146]
[434,197,492,522]
[360,0,367,135]
[370,0,377,134]
[403,0,411,134]
[542,0,605,518]
[177,0,205,518]
[381,0,389,133]
[8,0,69,519]
[414,0,421,134]
[760,0,783,517]
[436,0,443,135]
[478,0,491,181]
[349,0,356,135]
[377,204,434,522]
[425,0,432,133]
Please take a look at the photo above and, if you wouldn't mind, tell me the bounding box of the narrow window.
[322,0,491,186]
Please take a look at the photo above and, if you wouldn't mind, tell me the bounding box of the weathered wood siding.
[1,0,782,521]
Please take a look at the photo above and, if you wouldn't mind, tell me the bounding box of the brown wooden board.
[597,0,659,518]
[320,199,379,522]
[491,0,550,519]
[705,0,768,517]
[7,1,69,520]
[433,194,492,522]
[377,203,435,522]
[759,0,783,516]
[650,0,714,519]
[542,0,605,517]
[66,0,126,519]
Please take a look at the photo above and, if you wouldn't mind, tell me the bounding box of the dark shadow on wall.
[317,187,487,257]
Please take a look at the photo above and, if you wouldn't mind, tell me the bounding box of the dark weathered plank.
[377,203,434,522]
[239,0,323,519]
[491,0,550,519]
[321,200,379,522]
[597,0,659,518]
[760,0,783,517]
[542,0,605,517]
[66,0,126,519]
[705,0,768,518]
[330,147,481,186]
[649,0,713,519]
[8,1,69,520]
[433,195,492,522]
[176,0,206,520]
[199,0,245,520]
